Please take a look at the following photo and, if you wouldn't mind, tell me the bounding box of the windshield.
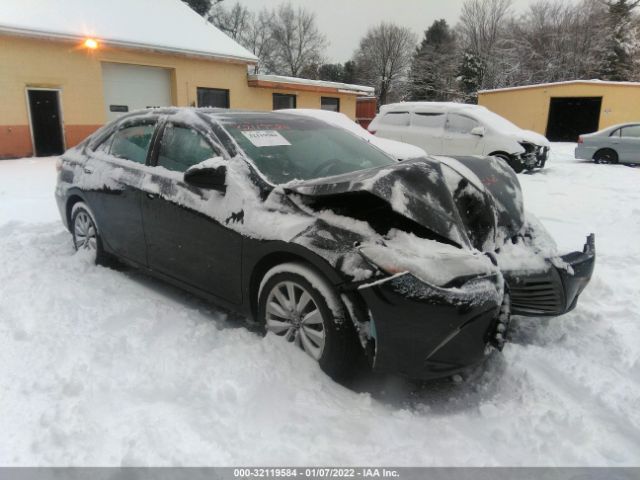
[215,113,396,184]
[470,108,522,133]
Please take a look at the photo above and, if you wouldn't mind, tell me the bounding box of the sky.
[233,0,554,62]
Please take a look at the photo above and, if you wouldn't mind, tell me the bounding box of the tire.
[593,149,618,164]
[71,202,107,265]
[494,153,524,173]
[258,262,358,380]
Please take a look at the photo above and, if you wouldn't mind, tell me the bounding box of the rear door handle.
[146,193,157,199]
[83,166,94,174]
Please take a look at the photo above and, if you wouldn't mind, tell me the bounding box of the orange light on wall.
[83,38,99,49]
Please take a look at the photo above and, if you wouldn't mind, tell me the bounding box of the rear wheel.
[593,149,618,164]
[71,202,107,265]
[258,262,358,380]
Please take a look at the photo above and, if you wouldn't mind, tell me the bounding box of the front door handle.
[146,193,157,199]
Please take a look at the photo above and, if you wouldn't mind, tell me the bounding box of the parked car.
[576,123,640,164]
[368,102,551,173]
[278,108,426,161]
[56,108,594,381]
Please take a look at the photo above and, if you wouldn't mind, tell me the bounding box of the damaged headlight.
[359,243,496,288]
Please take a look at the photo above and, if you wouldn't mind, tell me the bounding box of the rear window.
[217,114,396,184]
[381,111,410,126]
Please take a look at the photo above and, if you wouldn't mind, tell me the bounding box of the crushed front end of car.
[283,154,594,380]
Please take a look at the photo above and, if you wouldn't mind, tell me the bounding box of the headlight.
[359,242,495,288]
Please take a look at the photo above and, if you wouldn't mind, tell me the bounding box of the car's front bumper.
[504,234,595,316]
[357,274,504,380]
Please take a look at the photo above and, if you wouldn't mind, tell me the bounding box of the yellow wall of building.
[478,83,640,135]
[0,34,358,157]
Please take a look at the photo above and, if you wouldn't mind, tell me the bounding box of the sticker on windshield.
[240,130,291,147]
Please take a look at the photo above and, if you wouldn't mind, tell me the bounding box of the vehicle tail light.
[369,130,377,135]
[578,136,583,144]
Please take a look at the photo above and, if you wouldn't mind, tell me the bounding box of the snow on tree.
[353,22,417,105]
[600,0,640,80]
[409,19,460,101]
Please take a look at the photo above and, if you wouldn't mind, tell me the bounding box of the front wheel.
[258,262,358,380]
[494,153,524,173]
[71,202,107,265]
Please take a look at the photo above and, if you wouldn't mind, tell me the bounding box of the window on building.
[273,93,297,110]
[157,124,217,172]
[321,97,340,112]
[110,123,156,164]
[197,88,230,108]
[446,114,479,135]
[381,111,410,126]
[620,125,640,138]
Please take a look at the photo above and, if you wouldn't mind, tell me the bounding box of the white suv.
[368,102,550,172]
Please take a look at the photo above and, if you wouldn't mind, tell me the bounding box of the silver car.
[575,123,640,164]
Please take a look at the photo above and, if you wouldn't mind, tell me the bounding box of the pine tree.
[409,19,458,101]
[181,0,214,17]
[600,0,640,80]
[458,51,484,102]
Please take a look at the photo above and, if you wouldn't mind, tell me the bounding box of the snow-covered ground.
[0,144,639,466]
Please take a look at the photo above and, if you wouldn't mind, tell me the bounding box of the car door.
[405,111,446,154]
[82,118,158,266]
[141,120,243,304]
[618,125,640,163]
[443,113,484,156]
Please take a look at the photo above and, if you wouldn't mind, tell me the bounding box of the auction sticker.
[241,130,291,147]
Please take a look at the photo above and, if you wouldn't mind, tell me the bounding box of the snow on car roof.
[0,0,258,63]
[380,101,484,113]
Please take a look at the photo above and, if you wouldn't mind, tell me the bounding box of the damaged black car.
[55,108,595,381]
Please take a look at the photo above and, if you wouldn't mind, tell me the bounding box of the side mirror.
[184,159,226,191]
[470,126,486,137]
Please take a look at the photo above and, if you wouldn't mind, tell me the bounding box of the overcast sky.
[234,0,561,62]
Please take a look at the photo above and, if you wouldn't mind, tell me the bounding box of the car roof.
[379,102,487,114]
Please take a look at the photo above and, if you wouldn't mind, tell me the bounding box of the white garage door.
[102,62,172,121]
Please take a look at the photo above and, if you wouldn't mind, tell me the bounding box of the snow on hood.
[284,158,470,248]
[516,129,551,147]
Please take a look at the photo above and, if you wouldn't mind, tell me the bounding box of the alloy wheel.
[74,210,98,251]
[265,280,325,360]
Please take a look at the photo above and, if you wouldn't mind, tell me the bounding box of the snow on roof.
[0,0,258,63]
[478,79,640,95]
[248,74,375,95]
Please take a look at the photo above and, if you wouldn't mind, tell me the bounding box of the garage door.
[102,63,172,121]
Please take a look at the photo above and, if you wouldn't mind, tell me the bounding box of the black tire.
[258,262,359,381]
[70,202,108,265]
[593,149,618,164]
[494,153,524,173]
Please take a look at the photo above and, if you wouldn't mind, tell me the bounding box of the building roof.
[479,79,640,95]
[248,74,375,96]
[0,0,258,63]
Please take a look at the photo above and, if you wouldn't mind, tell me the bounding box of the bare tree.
[209,2,251,40]
[353,22,417,105]
[267,3,327,77]
[242,9,276,74]
[458,0,513,89]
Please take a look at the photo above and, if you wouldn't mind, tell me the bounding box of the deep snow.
[0,144,639,466]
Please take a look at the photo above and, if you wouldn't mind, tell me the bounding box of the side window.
[381,111,410,126]
[620,125,640,138]
[609,128,621,137]
[412,112,445,128]
[446,114,478,134]
[110,124,156,164]
[158,124,217,172]
[95,133,114,154]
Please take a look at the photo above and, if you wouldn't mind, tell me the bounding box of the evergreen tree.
[409,19,458,101]
[318,63,345,82]
[182,0,214,17]
[600,0,640,80]
[342,61,357,84]
[458,51,484,102]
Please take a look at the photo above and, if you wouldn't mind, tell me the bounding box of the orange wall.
[0,34,360,158]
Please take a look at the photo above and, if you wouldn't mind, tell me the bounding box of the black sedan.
[55,108,595,381]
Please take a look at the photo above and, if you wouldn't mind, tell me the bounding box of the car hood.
[515,129,550,147]
[285,158,503,250]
